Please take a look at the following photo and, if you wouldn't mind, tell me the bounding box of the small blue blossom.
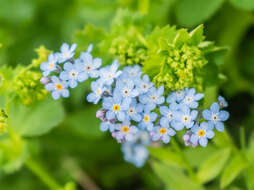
[100,121,115,132]
[115,120,138,142]
[137,75,153,94]
[58,43,77,63]
[159,102,179,127]
[59,61,86,88]
[126,99,143,122]
[190,122,215,147]
[121,143,149,168]
[87,80,106,104]
[99,60,122,86]
[139,86,165,111]
[171,106,198,130]
[151,125,176,143]
[139,111,157,131]
[122,65,142,82]
[102,93,130,121]
[180,88,204,108]
[218,95,228,108]
[202,102,229,132]
[40,53,58,77]
[115,80,139,101]
[45,76,69,100]
[166,90,185,104]
[77,52,102,78]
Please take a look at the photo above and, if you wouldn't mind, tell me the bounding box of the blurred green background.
[0,0,254,190]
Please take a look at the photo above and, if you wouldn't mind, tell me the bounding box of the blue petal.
[202,110,211,120]
[211,102,220,113]
[199,138,208,147]
[215,122,224,132]
[219,111,229,121]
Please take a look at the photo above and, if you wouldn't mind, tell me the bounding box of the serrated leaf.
[197,148,231,184]
[230,0,254,11]
[220,154,248,188]
[173,29,190,47]
[64,105,103,138]
[189,25,205,45]
[9,98,65,137]
[151,160,204,190]
[175,0,225,27]
[149,147,186,168]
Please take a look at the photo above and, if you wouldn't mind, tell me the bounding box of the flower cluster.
[42,43,230,167]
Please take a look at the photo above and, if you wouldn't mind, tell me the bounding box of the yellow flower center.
[198,129,205,137]
[144,115,150,123]
[122,126,129,133]
[56,83,63,90]
[159,128,167,134]
[96,89,101,95]
[49,63,54,69]
[113,104,120,111]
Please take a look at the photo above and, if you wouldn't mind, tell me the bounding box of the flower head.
[159,102,178,127]
[87,80,106,104]
[126,99,143,122]
[139,111,157,131]
[58,43,77,63]
[166,90,185,104]
[45,76,69,100]
[100,120,115,132]
[151,125,175,143]
[190,122,215,147]
[180,88,204,108]
[218,95,228,108]
[202,102,229,132]
[115,80,139,101]
[115,120,138,142]
[40,53,58,76]
[137,74,153,94]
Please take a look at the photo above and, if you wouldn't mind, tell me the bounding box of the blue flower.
[58,43,77,63]
[59,61,87,88]
[40,53,58,76]
[102,93,130,121]
[159,102,179,127]
[115,120,138,142]
[218,95,228,108]
[126,99,143,122]
[202,102,229,132]
[99,60,122,86]
[77,52,102,78]
[87,80,106,104]
[139,111,157,131]
[139,86,165,111]
[171,106,198,130]
[137,75,153,94]
[166,90,185,104]
[100,121,115,132]
[122,65,142,82]
[121,143,149,168]
[45,76,69,100]
[151,125,176,143]
[180,88,204,108]
[190,122,215,147]
[115,80,139,101]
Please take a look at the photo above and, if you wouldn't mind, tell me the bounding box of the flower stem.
[25,157,62,190]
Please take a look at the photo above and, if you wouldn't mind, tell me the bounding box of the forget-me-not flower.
[190,122,215,147]
[58,43,77,63]
[126,99,143,122]
[139,86,165,111]
[159,102,179,127]
[180,88,204,109]
[115,121,138,142]
[122,65,142,82]
[151,125,176,143]
[59,61,87,88]
[218,95,228,108]
[40,53,59,77]
[102,93,130,121]
[166,90,185,104]
[115,80,139,101]
[99,60,122,86]
[139,111,157,131]
[100,121,115,132]
[45,76,69,100]
[87,80,106,104]
[171,106,198,130]
[137,75,153,94]
[202,102,229,132]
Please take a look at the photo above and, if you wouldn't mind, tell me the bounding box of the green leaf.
[149,147,186,168]
[197,148,231,184]
[220,154,248,188]
[189,25,205,45]
[175,0,225,27]
[230,0,254,11]
[151,160,204,190]
[64,105,103,138]
[9,98,65,137]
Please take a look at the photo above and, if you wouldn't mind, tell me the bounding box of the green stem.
[25,157,62,190]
